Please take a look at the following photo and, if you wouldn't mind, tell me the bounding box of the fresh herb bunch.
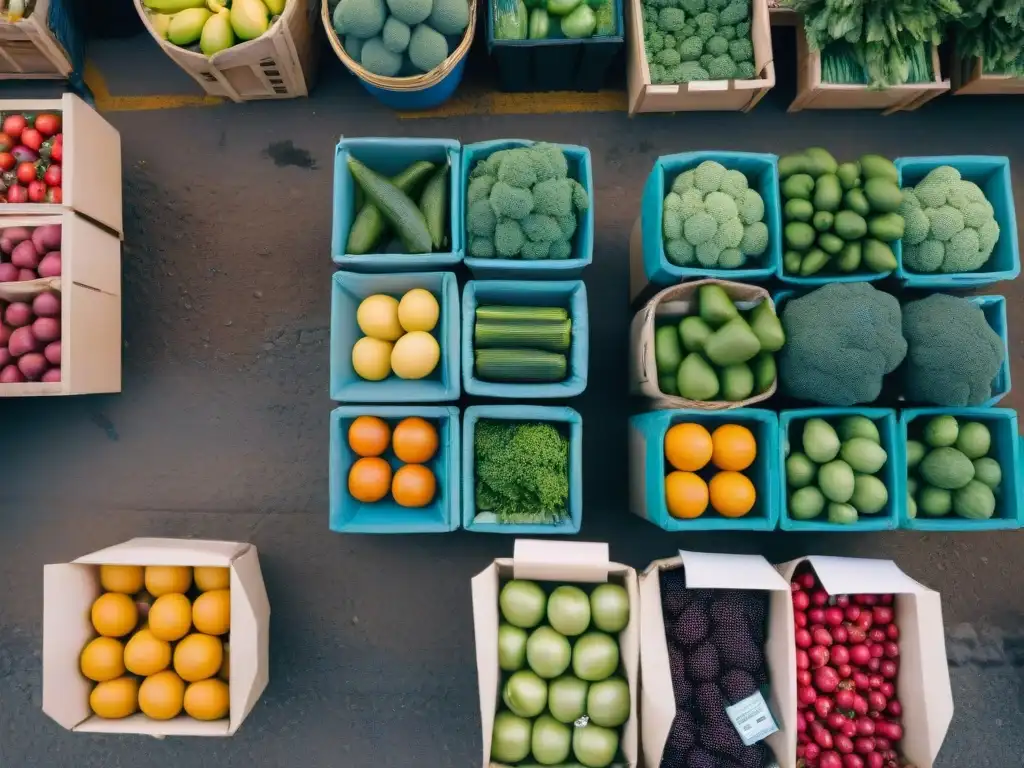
[956,0,1024,76]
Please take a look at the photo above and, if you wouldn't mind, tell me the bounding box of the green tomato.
[548,585,591,637]
[499,623,528,671]
[589,583,629,633]
[572,632,619,682]
[500,580,547,628]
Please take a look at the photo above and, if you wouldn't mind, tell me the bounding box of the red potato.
[17,352,46,380]
[32,291,60,317]
[0,264,18,282]
[32,316,60,343]
[17,269,36,281]
[0,348,10,367]
[7,325,37,357]
[0,323,10,345]
[0,363,25,383]
[38,251,60,277]
[31,224,61,252]
[5,301,32,328]
[44,339,60,365]
[0,226,32,253]
[41,366,61,382]
[11,239,40,269]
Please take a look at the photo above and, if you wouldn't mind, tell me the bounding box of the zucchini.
[475,305,569,322]
[475,349,568,382]
[475,319,571,352]
[348,158,432,254]
[347,160,435,255]
[419,164,449,251]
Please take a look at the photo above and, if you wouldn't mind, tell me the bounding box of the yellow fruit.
[665,471,709,519]
[218,641,230,681]
[664,423,714,472]
[711,424,758,471]
[145,565,193,596]
[138,670,186,720]
[148,593,193,642]
[100,564,144,594]
[709,471,757,518]
[398,288,440,333]
[184,678,231,721]
[193,589,231,635]
[124,629,172,676]
[391,331,439,380]
[193,566,230,592]
[80,637,126,682]
[352,336,393,381]
[357,294,403,341]
[91,593,139,638]
[90,676,139,719]
[174,633,224,682]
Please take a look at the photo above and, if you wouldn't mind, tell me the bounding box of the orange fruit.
[711,424,757,471]
[391,464,436,507]
[664,423,714,472]
[665,471,709,519]
[709,471,757,518]
[348,416,391,457]
[348,457,392,502]
[392,417,438,464]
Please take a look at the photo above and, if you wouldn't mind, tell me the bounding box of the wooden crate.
[0,93,122,237]
[625,0,774,114]
[0,211,121,397]
[133,0,318,101]
[789,27,949,114]
[952,54,1024,95]
[0,0,80,80]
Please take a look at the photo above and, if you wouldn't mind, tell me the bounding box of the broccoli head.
[659,7,687,32]
[475,421,569,523]
[680,0,705,14]
[495,218,525,257]
[646,30,666,54]
[708,54,738,79]
[679,61,710,80]
[679,35,705,61]
[705,35,728,56]
[467,199,497,237]
[666,238,696,265]
[467,175,495,206]
[778,283,907,406]
[490,181,533,220]
[718,0,748,25]
[693,11,717,28]
[522,213,562,243]
[521,240,551,260]
[719,24,736,40]
[657,48,682,67]
[736,61,756,79]
[729,37,753,62]
[548,239,573,259]
[902,294,1005,406]
[469,236,495,258]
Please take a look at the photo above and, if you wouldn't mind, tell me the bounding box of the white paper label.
[725,691,778,746]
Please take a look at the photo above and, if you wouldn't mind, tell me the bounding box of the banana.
[143,0,208,13]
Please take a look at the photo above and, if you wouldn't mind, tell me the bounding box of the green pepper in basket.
[528,8,550,38]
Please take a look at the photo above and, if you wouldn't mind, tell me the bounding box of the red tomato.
[0,133,11,153]
[6,184,27,203]
[15,162,36,185]
[27,180,46,202]
[0,153,14,172]
[50,135,62,164]
[34,113,61,137]
[43,164,61,187]
[45,186,61,204]
[2,115,26,140]
[19,128,42,152]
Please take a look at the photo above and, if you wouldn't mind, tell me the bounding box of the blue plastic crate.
[332,138,463,272]
[899,408,1022,531]
[330,271,460,402]
[329,406,460,533]
[628,409,779,531]
[461,140,594,278]
[462,405,582,534]
[640,151,782,284]
[895,156,1020,288]
[778,409,900,532]
[462,280,588,399]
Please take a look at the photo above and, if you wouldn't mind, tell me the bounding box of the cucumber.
[348,158,433,254]
[475,305,568,322]
[347,160,434,255]
[474,319,571,352]
[475,349,567,382]
[419,164,449,250]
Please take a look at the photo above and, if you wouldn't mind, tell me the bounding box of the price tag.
[725,691,778,746]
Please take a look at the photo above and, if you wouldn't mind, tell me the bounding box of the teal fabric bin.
[899,408,1022,531]
[641,151,782,284]
[628,409,779,531]
[895,156,1020,288]
[330,271,460,402]
[461,140,594,278]
[329,406,460,533]
[332,138,463,272]
[462,405,582,534]
[462,280,588,399]
[778,408,900,532]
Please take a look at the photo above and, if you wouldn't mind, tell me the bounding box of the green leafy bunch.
[956,0,1024,76]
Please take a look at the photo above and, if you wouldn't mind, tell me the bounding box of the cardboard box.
[952,54,1024,95]
[0,94,122,236]
[472,540,639,767]
[776,556,954,768]
[625,0,775,114]
[0,211,121,397]
[43,538,270,737]
[639,551,796,768]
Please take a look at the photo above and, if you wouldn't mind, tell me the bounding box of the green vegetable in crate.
[494,0,528,39]
[475,319,571,352]
[474,305,572,383]
[476,349,568,382]
[528,7,550,37]
[560,3,597,37]
[347,158,434,253]
[902,294,1005,407]
[900,166,1001,274]
[955,2,1024,78]
[347,160,435,254]
[661,161,769,270]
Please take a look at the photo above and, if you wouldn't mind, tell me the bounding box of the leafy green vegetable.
[955,0,1024,76]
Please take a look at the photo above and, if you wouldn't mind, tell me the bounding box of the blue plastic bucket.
[462,280,589,399]
[899,408,1022,531]
[329,406,460,533]
[462,139,594,279]
[357,56,469,110]
[778,408,900,532]
[330,271,460,402]
[332,138,463,272]
[895,156,1020,288]
[628,409,779,531]
[462,405,582,534]
[641,151,782,284]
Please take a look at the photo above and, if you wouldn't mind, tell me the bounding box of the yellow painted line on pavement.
[397,88,628,119]
[84,60,225,113]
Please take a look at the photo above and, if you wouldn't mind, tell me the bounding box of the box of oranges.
[330,271,460,403]
[628,409,779,531]
[330,406,460,533]
[42,538,269,736]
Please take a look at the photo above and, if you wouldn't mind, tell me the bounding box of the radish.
[0,263,18,281]
[0,348,10,367]
[805,743,821,761]
[883,641,899,659]
[874,737,890,751]
[868,690,887,713]
[0,363,25,382]
[852,694,868,716]
[791,581,803,593]
[856,716,875,736]
[879,682,894,699]
[796,611,808,628]
[815,696,834,718]
[32,316,59,343]
[886,700,902,717]
[870,644,884,659]
[835,689,856,711]
[809,607,826,624]
[810,721,833,749]
[796,628,813,649]
[855,611,874,631]
[814,666,840,693]
[828,711,848,731]
[886,624,899,641]
[837,664,852,680]
[825,607,845,626]
[17,268,36,281]
[875,721,903,741]
[44,340,60,365]
[866,753,884,768]
[812,589,829,607]
[809,645,830,668]
[798,669,812,686]
[799,685,818,705]
[831,645,850,666]
[17,352,46,380]
[855,737,877,754]
[853,672,870,691]
[843,755,865,768]
[835,734,854,754]
[847,626,867,644]
[7,325,37,356]
[38,251,60,277]
[850,645,871,666]
[880,660,898,679]
[813,627,834,647]
[836,594,850,608]
[794,591,811,611]
[873,606,894,625]
[820,751,843,768]
[41,366,60,382]
[32,291,59,317]
[797,648,810,670]
[869,674,883,689]
[833,625,848,644]
[799,572,817,590]
[840,717,858,738]
[845,605,861,622]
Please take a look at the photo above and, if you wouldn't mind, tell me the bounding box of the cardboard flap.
[471,565,500,764]
[512,539,610,583]
[74,538,250,567]
[676,550,790,591]
[42,563,100,731]
[76,713,230,737]
[227,546,271,733]
[637,567,674,768]
[784,556,930,595]
[0,278,60,302]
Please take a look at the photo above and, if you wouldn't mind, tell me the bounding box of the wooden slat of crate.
[952,54,1024,96]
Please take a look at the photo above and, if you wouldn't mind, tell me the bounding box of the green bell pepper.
[560,2,595,37]
[528,8,550,38]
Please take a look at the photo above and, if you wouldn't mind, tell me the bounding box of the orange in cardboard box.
[194,566,230,592]
[89,677,139,719]
[99,564,144,594]
[193,590,231,636]
[174,633,223,682]
[90,592,138,637]
[185,678,230,721]
[139,670,186,721]
[148,593,193,641]
[145,565,193,596]
[79,637,125,682]
[124,629,172,677]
